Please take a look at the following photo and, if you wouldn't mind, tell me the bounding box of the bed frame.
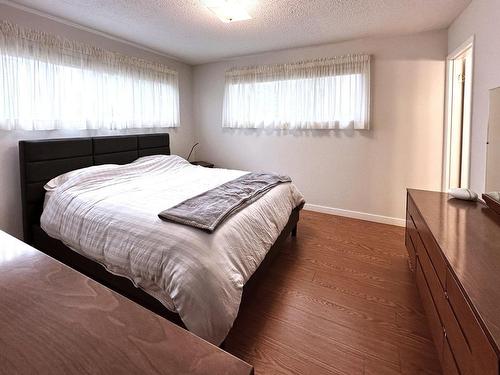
[19,133,302,329]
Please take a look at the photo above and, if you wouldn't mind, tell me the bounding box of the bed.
[19,133,304,345]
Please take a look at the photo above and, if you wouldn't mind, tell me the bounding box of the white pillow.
[44,165,114,192]
[44,155,183,192]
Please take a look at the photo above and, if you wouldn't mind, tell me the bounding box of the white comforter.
[41,155,304,345]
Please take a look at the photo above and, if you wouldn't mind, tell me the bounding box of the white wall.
[448,0,500,193]
[193,30,448,224]
[0,4,196,238]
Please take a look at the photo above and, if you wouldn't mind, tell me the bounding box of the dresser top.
[0,230,253,375]
[408,189,500,352]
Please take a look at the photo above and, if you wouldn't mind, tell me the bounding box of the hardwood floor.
[224,210,441,375]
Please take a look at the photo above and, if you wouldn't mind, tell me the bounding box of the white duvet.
[41,155,304,345]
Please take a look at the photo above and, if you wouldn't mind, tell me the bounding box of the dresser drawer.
[405,212,417,271]
[443,336,460,375]
[416,260,444,361]
[419,228,447,287]
[446,269,499,375]
[440,291,473,374]
[407,196,447,286]
[411,224,447,316]
[407,195,422,229]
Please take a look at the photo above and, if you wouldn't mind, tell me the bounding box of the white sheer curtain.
[0,21,180,130]
[223,54,370,130]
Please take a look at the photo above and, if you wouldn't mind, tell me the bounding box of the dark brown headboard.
[19,133,170,244]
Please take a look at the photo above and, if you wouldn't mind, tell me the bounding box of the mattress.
[41,155,304,344]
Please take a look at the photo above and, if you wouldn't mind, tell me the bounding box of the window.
[222,54,370,130]
[0,21,179,131]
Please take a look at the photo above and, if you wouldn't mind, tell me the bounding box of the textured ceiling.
[5,0,470,64]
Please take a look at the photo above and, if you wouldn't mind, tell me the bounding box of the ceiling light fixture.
[201,0,253,23]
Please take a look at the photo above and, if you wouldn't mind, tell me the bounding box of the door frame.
[443,36,475,190]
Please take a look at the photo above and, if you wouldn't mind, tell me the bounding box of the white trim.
[0,0,183,63]
[304,203,405,227]
[448,36,475,60]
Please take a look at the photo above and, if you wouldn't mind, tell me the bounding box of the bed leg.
[291,225,297,238]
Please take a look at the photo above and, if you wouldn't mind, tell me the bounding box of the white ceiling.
[6,0,471,65]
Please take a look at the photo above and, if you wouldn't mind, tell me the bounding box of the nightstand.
[190,161,214,168]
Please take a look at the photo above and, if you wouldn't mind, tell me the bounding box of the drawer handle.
[444,291,449,300]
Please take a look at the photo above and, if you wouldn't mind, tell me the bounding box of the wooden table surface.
[0,230,253,375]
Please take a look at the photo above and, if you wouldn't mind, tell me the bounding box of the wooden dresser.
[0,230,253,375]
[406,189,500,375]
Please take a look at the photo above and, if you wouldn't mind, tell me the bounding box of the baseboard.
[304,203,406,227]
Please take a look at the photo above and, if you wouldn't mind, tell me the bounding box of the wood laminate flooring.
[224,210,441,375]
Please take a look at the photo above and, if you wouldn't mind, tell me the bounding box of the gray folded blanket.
[158,172,291,232]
